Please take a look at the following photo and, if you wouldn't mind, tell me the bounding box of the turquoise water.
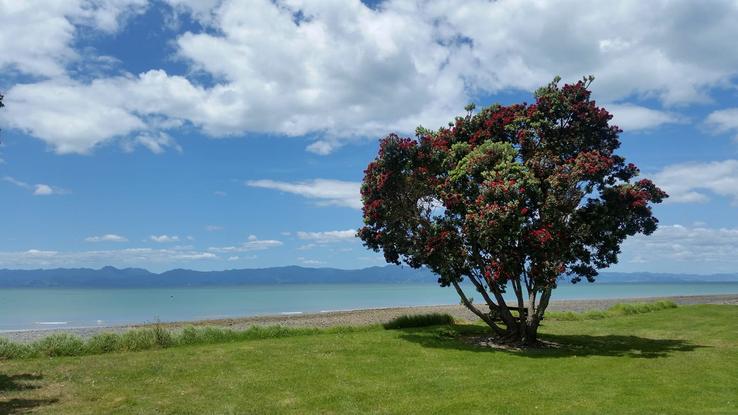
[1,282,737,331]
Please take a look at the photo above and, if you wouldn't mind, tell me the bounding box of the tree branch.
[467,271,499,311]
[451,280,504,335]
[535,286,553,321]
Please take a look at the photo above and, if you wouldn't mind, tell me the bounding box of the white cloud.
[33,184,54,196]
[297,229,357,243]
[3,176,65,196]
[5,0,738,155]
[607,104,682,131]
[623,224,738,264]
[706,108,738,141]
[652,160,738,204]
[150,234,180,243]
[123,131,182,154]
[246,179,361,209]
[298,257,326,266]
[0,0,147,77]
[85,234,128,243]
[1,72,201,154]
[207,236,283,253]
[429,1,738,105]
[306,140,342,155]
[0,247,218,269]
[205,225,223,232]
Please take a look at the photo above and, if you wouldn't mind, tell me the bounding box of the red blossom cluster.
[529,227,553,245]
[378,134,417,157]
[620,179,667,209]
[363,199,383,221]
[424,230,451,255]
[573,151,615,176]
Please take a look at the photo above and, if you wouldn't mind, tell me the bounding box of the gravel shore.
[2,294,736,344]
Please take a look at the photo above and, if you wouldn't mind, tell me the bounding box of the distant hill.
[0,266,736,288]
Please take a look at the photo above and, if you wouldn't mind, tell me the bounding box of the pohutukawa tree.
[358,77,667,345]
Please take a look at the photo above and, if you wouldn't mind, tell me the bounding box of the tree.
[358,77,667,345]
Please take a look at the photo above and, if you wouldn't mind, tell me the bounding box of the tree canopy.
[358,77,667,344]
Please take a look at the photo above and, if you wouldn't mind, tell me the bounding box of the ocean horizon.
[2,282,738,332]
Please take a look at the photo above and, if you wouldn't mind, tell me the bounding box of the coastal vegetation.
[358,77,666,344]
[2,304,735,414]
[0,301,675,360]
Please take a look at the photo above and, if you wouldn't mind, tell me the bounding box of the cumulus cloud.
[607,104,682,131]
[297,229,357,243]
[150,234,180,243]
[8,0,738,154]
[706,108,738,141]
[1,72,202,154]
[298,257,326,266]
[622,224,738,265]
[0,0,147,77]
[0,247,218,269]
[652,160,738,204]
[207,236,283,253]
[246,179,361,209]
[2,176,65,196]
[85,234,128,243]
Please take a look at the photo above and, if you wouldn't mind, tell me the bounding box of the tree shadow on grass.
[0,373,58,415]
[397,325,705,359]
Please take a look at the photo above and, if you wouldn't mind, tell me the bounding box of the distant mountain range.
[0,266,736,288]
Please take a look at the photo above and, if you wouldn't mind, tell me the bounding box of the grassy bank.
[1,304,736,414]
[0,301,677,360]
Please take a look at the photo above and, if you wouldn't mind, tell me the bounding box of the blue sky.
[1,0,738,273]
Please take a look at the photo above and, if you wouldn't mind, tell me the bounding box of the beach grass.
[0,302,676,360]
[1,304,736,414]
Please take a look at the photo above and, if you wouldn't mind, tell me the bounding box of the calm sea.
[1,282,737,331]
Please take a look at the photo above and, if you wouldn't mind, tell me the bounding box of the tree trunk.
[452,279,552,346]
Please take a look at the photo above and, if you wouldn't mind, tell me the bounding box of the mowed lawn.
[1,305,737,414]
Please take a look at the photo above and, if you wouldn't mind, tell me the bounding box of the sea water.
[1,282,737,331]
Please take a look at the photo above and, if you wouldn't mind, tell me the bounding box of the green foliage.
[0,324,371,360]
[608,300,677,316]
[85,332,122,354]
[0,337,33,359]
[32,333,85,357]
[547,301,677,321]
[383,313,455,329]
[358,77,668,341]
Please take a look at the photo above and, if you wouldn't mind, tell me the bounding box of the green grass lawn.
[1,305,737,414]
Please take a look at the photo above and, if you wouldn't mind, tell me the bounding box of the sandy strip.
[2,294,736,344]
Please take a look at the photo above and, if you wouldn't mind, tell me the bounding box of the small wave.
[280,311,303,315]
[35,321,68,325]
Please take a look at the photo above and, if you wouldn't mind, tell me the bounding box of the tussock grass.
[0,302,676,360]
[0,324,370,360]
[547,300,677,321]
[383,313,455,329]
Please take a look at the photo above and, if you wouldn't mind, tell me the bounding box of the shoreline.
[2,294,736,343]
